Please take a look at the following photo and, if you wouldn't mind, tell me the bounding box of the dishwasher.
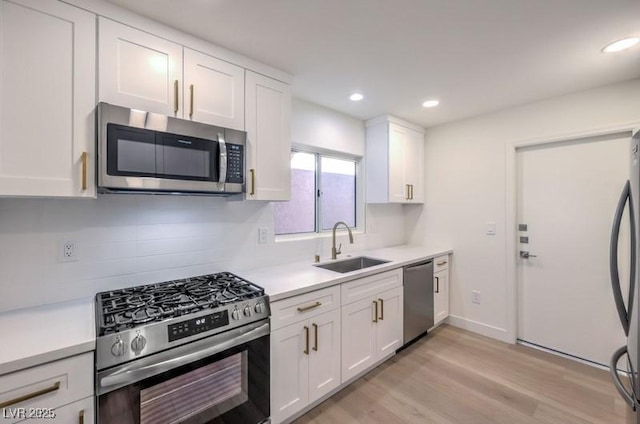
[403,260,434,345]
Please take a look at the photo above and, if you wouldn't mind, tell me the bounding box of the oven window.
[140,352,247,424]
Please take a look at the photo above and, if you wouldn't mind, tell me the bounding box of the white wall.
[0,99,405,313]
[406,78,640,342]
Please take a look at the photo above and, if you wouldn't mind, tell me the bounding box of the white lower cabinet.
[271,307,340,424]
[434,258,450,326]
[16,396,95,424]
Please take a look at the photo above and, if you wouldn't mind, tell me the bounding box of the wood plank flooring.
[294,324,631,424]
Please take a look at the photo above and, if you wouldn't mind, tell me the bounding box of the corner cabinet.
[365,116,425,204]
[341,269,403,382]
[433,255,450,326]
[270,286,341,424]
[98,18,245,131]
[245,71,291,201]
[0,0,96,197]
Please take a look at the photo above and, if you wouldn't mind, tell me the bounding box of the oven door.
[97,321,269,424]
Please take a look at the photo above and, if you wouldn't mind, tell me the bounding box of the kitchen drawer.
[271,285,341,330]
[13,396,95,424]
[434,255,450,272]
[0,353,93,424]
[341,269,402,306]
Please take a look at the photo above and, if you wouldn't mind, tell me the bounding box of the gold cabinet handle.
[249,169,256,196]
[312,323,318,351]
[303,325,309,355]
[410,184,414,200]
[406,184,410,200]
[174,80,179,114]
[378,298,384,320]
[79,409,84,424]
[297,301,321,312]
[435,276,440,294]
[373,300,378,323]
[0,381,60,408]
[81,152,87,191]
[437,260,448,266]
[189,84,194,118]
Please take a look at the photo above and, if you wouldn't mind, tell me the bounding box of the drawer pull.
[79,409,84,424]
[0,381,60,408]
[437,260,448,266]
[297,301,321,312]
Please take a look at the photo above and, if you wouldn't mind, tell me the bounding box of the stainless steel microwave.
[97,102,245,195]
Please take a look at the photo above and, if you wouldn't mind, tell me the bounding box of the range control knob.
[131,332,147,355]
[231,307,242,321]
[254,302,265,314]
[111,336,127,357]
[243,305,253,317]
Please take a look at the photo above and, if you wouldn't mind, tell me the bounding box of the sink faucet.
[331,221,354,260]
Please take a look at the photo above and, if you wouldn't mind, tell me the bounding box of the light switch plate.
[486,222,496,235]
[258,227,268,244]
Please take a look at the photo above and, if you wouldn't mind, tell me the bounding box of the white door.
[270,322,308,424]
[341,297,376,383]
[99,17,182,117]
[308,308,341,403]
[183,48,245,130]
[245,71,291,201]
[0,0,96,197]
[516,133,630,365]
[375,287,403,358]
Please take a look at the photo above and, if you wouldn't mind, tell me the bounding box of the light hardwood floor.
[294,324,631,424]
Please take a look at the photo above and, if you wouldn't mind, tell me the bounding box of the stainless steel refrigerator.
[610,129,640,424]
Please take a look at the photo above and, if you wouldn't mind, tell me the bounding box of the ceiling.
[106,0,640,128]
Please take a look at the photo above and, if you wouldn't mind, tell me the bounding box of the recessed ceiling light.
[602,37,639,53]
[349,93,364,101]
[422,99,440,108]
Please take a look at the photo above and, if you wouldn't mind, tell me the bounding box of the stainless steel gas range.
[94,272,271,424]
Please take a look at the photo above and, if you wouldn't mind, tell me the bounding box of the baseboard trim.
[446,315,511,343]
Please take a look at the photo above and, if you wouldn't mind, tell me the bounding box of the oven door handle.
[99,321,269,393]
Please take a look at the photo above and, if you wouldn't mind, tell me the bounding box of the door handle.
[80,152,87,191]
[312,323,318,351]
[373,300,378,323]
[519,251,537,259]
[189,84,194,118]
[174,80,179,114]
[435,276,440,293]
[303,325,309,355]
[378,298,384,320]
[250,169,256,196]
[609,345,635,409]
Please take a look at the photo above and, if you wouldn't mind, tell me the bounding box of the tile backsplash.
[0,195,405,312]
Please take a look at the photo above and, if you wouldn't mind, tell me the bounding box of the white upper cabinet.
[183,48,244,130]
[0,0,96,197]
[366,116,425,204]
[99,19,245,130]
[245,70,291,201]
[99,17,182,117]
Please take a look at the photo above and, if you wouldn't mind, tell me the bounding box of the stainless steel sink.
[314,256,390,273]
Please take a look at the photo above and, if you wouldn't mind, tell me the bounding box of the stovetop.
[96,272,265,336]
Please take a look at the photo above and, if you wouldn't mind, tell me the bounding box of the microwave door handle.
[610,345,636,409]
[610,180,631,336]
[218,133,227,186]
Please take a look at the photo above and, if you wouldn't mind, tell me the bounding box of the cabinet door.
[245,71,291,201]
[183,48,244,130]
[387,123,409,203]
[308,308,341,403]
[270,322,309,424]
[434,270,450,325]
[0,0,95,197]
[375,286,403,359]
[17,396,95,424]
[341,297,377,383]
[99,17,182,117]
[405,128,424,203]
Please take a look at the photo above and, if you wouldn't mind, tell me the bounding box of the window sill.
[275,229,364,243]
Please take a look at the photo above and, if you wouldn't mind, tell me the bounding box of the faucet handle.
[336,243,342,255]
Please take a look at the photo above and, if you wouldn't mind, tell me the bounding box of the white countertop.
[236,245,452,302]
[0,298,95,376]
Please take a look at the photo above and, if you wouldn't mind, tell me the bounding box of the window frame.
[274,146,364,239]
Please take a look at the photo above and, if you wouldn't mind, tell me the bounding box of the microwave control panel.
[226,144,244,184]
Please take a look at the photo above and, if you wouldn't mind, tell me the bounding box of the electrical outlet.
[472,290,481,304]
[59,240,77,262]
[258,227,268,244]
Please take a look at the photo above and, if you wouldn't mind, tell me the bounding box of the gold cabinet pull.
[410,184,414,200]
[0,381,60,408]
[378,298,384,320]
[189,84,194,118]
[297,301,321,312]
[435,276,440,294]
[249,169,256,195]
[373,300,378,323]
[81,152,87,191]
[79,409,84,424]
[174,80,179,114]
[437,260,448,266]
[312,323,318,351]
[303,326,309,355]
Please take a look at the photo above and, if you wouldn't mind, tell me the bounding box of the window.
[274,150,357,235]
